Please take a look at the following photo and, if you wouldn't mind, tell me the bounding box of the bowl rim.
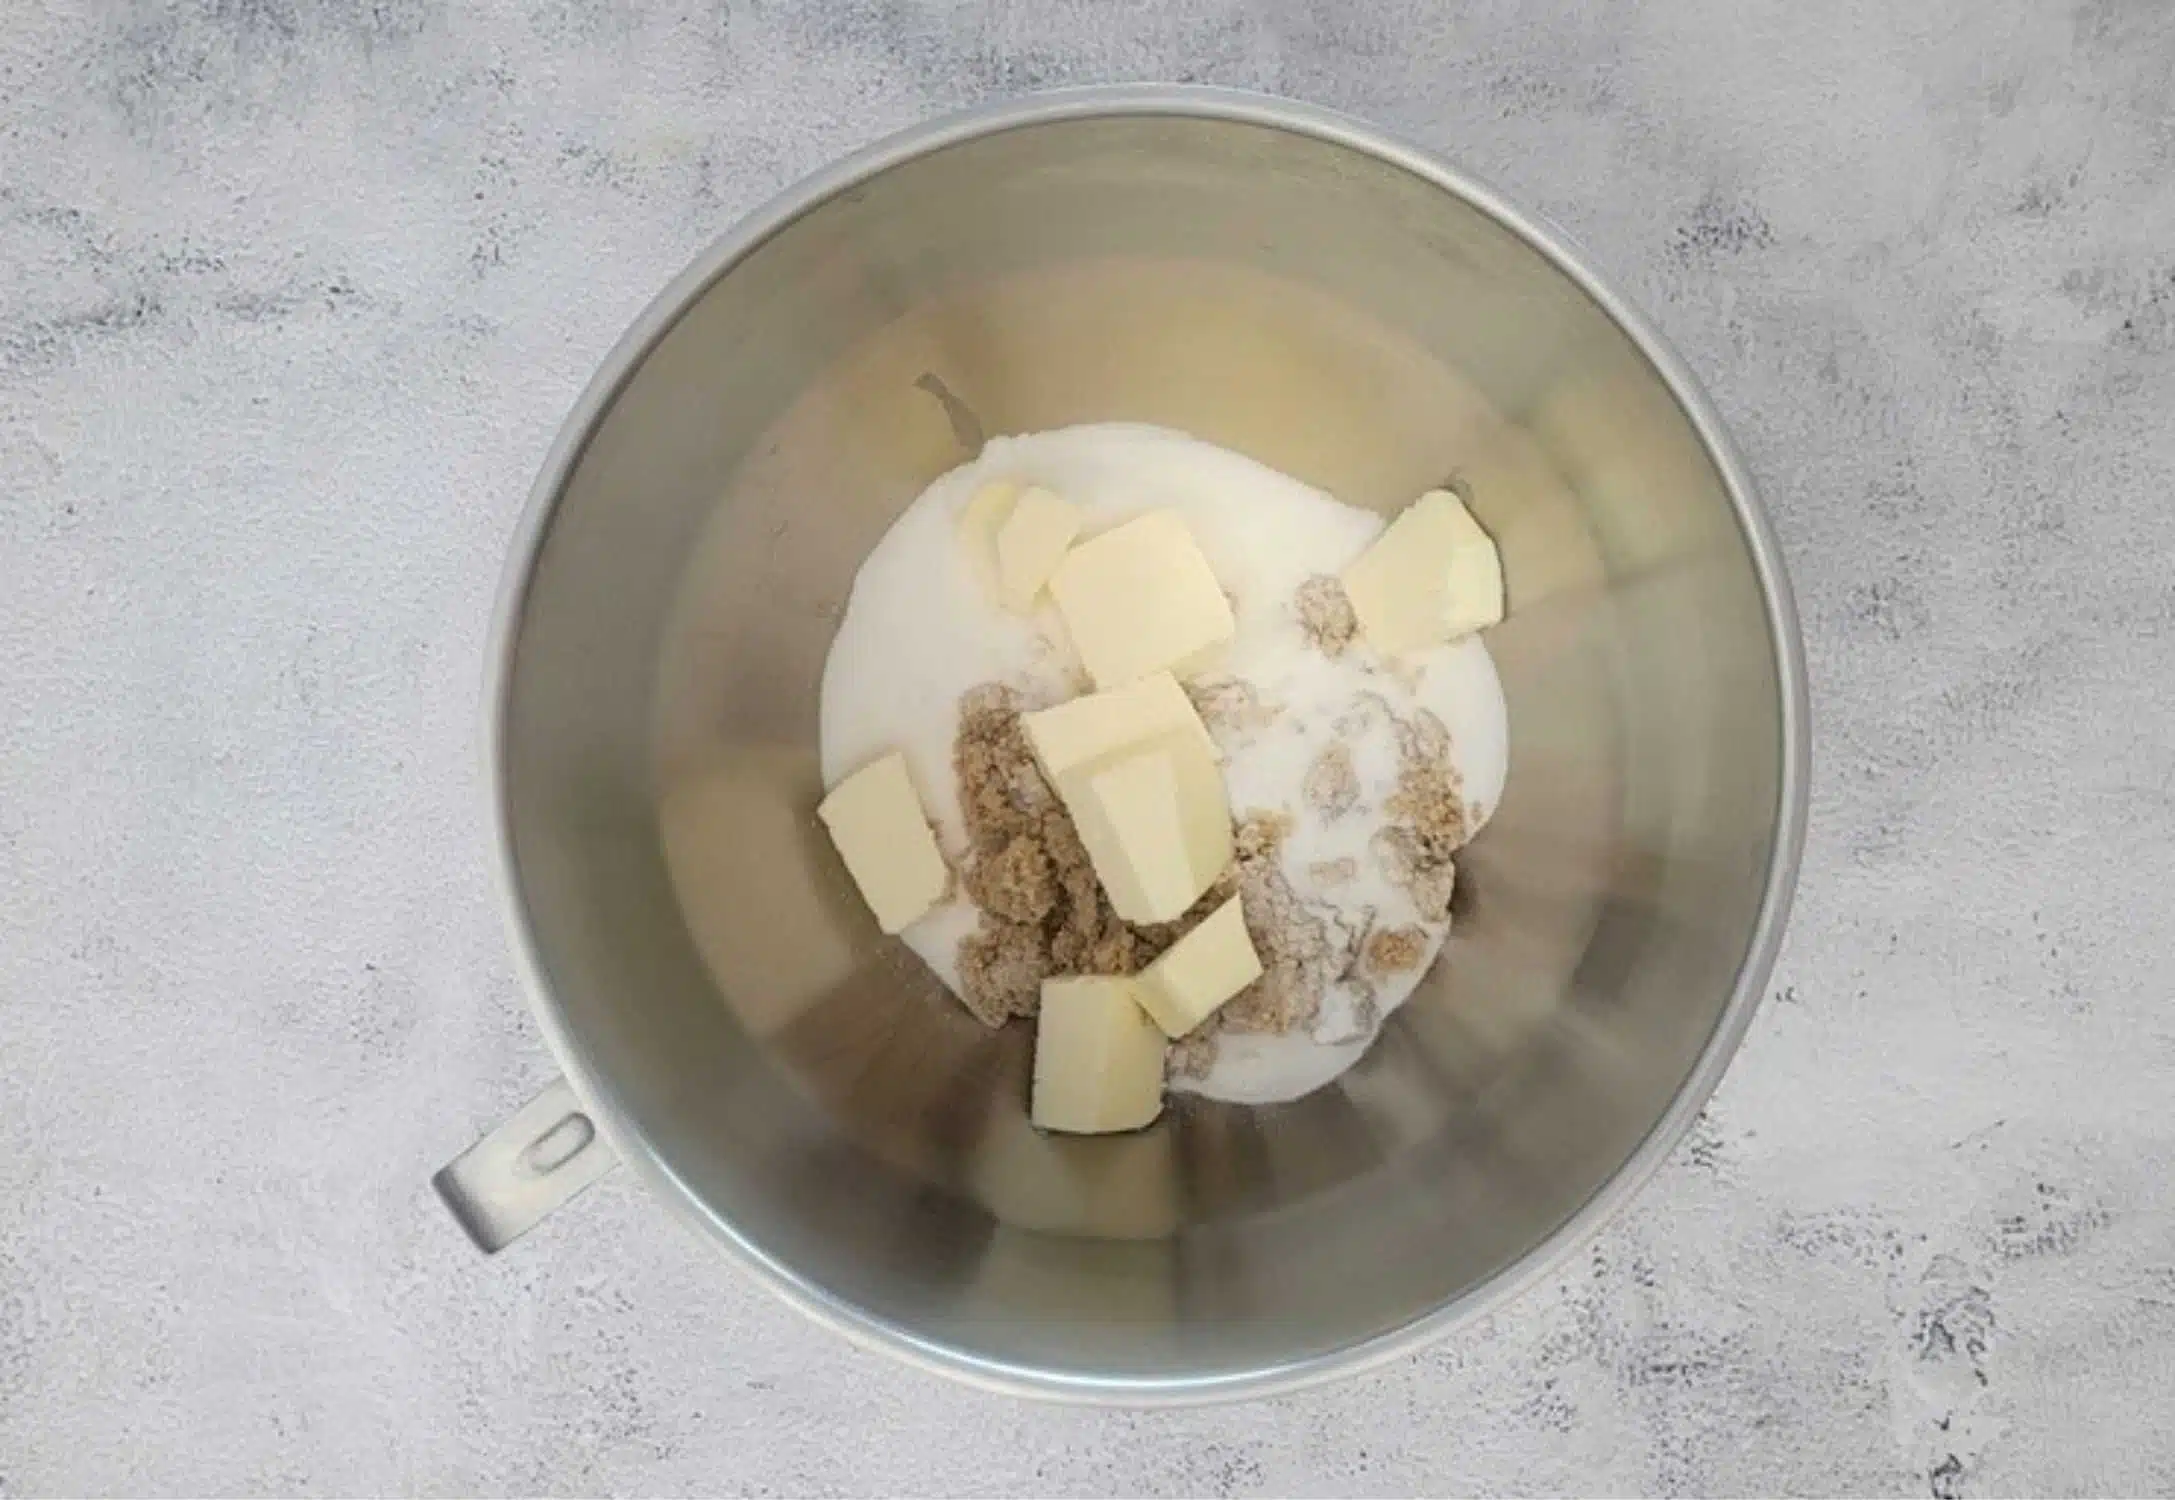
[485,82,1812,1405]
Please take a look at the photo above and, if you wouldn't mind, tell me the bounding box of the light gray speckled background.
[4,2,2173,1495]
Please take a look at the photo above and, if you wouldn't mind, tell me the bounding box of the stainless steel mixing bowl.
[437,86,1808,1402]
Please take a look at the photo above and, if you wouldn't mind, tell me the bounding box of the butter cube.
[1065,733,1230,924]
[1341,490,1505,656]
[956,480,1020,592]
[1134,894,1261,1037]
[995,486,1080,613]
[1031,976,1165,1134]
[815,752,948,933]
[1049,510,1235,688]
[1020,671,1219,786]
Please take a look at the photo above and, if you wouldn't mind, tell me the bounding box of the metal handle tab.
[433,1077,619,1253]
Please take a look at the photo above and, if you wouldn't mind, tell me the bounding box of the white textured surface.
[3,1,2172,1494]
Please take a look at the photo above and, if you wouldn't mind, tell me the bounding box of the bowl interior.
[499,102,1793,1392]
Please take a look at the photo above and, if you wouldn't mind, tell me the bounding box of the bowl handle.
[433,1077,619,1252]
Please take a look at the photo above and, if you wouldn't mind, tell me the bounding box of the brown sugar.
[1155,810,1339,1067]
[1364,924,1427,976]
[1187,676,1279,734]
[1309,856,1359,886]
[1387,761,1468,856]
[1371,706,1472,922]
[1234,809,1292,861]
[1167,1029,1216,1080]
[954,919,1046,1026]
[1303,740,1359,818]
[1371,817,1458,922]
[963,833,1055,923]
[1296,574,1357,658]
[953,685,1137,1023]
[1394,706,1452,768]
[1215,844,1332,1035]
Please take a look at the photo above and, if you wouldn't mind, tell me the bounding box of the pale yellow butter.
[1134,894,1261,1038]
[1030,975,1165,1134]
[1019,670,1219,786]
[814,751,948,934]
[994,485,1080,613]
[956,479,1020,594]
[1049,510,1235,688]
[1064,732,1230,925]
[1340,490,1505,656]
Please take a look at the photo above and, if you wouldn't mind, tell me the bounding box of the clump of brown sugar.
[1296,575,1357,658]
[1235,808,1292,861]
[1309,856,1359,886]
[1371,707,1472,921]
[953,683,1056,839]
[1394,706,1452,767]
[963,834,1054,923]
[954,919,1048,1024]
[1388,761,1468,855]
[1187,676,1279,734]
[952,685,1110,1023]
[1303,741,1359,818]
[1166,1029,1216,1080]
[1364,924,1427,975]
[1162,810,1336,1074]
[1168,837,1339,1078]
[1215,818,1334,1035]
